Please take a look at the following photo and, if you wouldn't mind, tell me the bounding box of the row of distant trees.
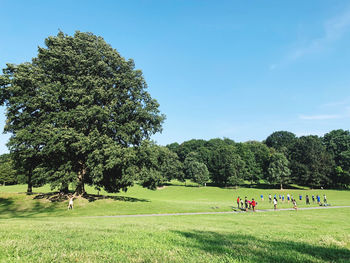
[1,129,349,190]
[164,129,350,189]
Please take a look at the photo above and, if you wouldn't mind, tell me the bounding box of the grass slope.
[0,183,349,218]
[0,184,350,262]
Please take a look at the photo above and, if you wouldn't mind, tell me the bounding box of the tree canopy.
[0,31,165,195]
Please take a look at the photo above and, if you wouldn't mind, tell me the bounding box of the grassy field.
[1,183,349,218]
[0,184,350,262]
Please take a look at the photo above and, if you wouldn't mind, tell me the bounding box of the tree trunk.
[60,183,69,194]
[280,183,283,190]
[75,166,86,196]
[27,172,32,194]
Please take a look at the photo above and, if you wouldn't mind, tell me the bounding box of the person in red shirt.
[236,196,240,209]
[251,198,256,212]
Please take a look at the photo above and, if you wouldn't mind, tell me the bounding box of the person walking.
[269,194,272,203]
[260,194,264,201]
[244,197,248,211]
[312,195,315,203]
[287,194,290,203]
[282,195,285,202]
[251,198,256,212]
[237,196,240,209]
[273,197,277,210]
[323,194,327,204]
[292,199,298,210]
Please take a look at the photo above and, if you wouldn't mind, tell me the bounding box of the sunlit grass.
[0,209,349,262]
[0,183,349,219]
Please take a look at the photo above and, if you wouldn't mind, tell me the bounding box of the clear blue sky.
[1,0,350,154]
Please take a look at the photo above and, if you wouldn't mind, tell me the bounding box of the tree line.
[165,129,350,189]
[1,129,349,190]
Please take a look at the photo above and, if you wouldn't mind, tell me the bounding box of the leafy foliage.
[0,31,165,194]
[0,154,17,185]
[267,152,291,189]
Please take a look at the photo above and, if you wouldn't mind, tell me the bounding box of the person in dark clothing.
[306,195,310,205]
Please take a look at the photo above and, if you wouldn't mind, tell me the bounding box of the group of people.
[236,196,257,211]
[264,193,327,206]
[236,193,329,212]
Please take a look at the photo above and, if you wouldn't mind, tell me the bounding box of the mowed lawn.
[1,183,350,218]
[0,209,350,262]
[0,184,350,262]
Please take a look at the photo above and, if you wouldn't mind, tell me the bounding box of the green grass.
[0,183,350,262]
[0,183,349,218]
[0,209,349,262]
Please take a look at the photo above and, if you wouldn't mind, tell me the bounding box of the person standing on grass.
[245,197,248,211]
[282,195,285,202]
[317,195,321,204]
[269,194,272,203]
[299,194,302,201]
[68,195,74,210]
[260,194,264,201]
[251,198,256,212]
[292,199,297,210]
[240,199,244,210]
[287,194,290,203]
[306,195,310,205]
[312,195,315,203]
[323,194,327,204]
[273,197,277,210]
[237,196,240,209]
[279,194,281,200]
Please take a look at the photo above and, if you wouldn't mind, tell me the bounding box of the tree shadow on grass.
[236,183,308,190]
[0,197,59,219]
[82,193,149,203]
[32,192,149,203]
[173,230,350,263]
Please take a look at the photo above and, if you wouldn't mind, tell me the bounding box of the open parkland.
[0,183,349,263]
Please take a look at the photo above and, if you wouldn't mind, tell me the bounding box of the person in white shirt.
[68,195,74,210]
[273,197,277,210]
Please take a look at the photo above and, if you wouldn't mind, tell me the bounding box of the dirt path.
[87,205,350,218]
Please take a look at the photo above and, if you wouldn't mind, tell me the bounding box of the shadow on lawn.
[236,183,308,190]
[173,230,350,263]
[33,192,149,203]
[0,197,59,219]
[82,193,149,203]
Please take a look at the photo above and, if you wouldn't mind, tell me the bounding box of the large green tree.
[209,145,245,186]
[267,152,291,189]
[183,152,209,186]
[0,154,17,185]
[265,131,296,152]
[137,143,183,189]
[0,31,165,195]
[289,136,334,188]
[323,129,350,187]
